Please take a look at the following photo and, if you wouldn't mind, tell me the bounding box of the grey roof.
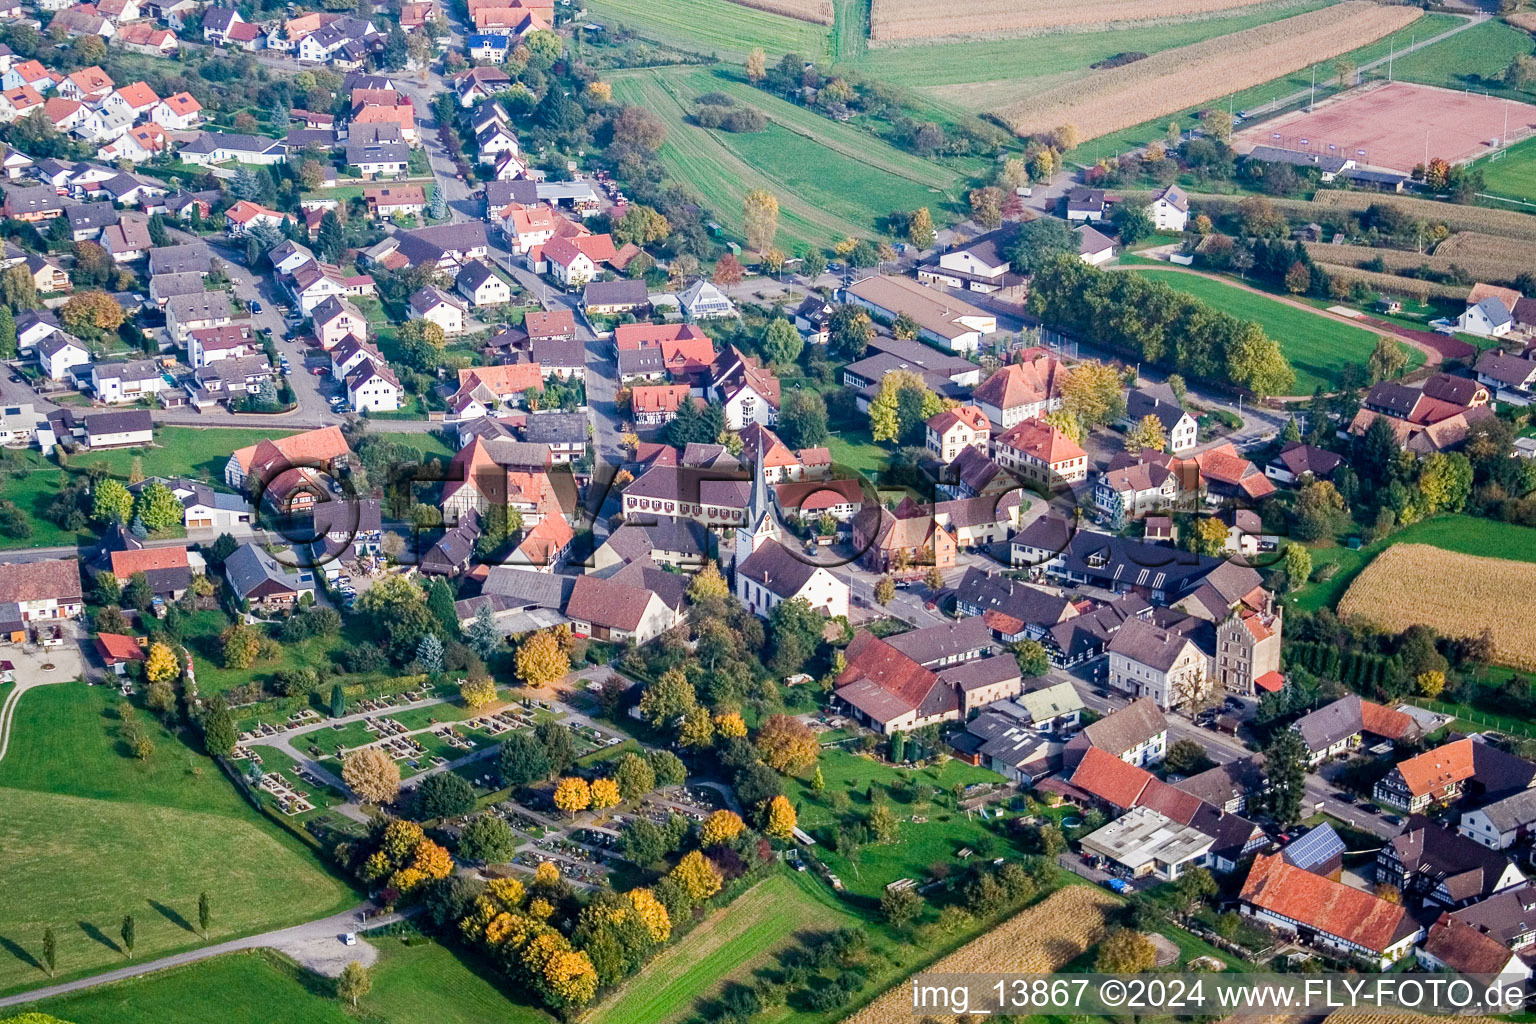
[1126,386,1189,431]
[456,259,498,292]
[735,538,821,598]
[66,202,118,231]
[1245,146,1347,174]
[1106,616,1200,673]
[286,128,339,150]
[599,519,708,562]
[151,271,206,299]
[224,542,309,600]
[1157,185,1188,212]
[618,347,666,376]
[1471,296,1515,329]
[1273,441,1342,479]
[1176,754,1266,808]
[94,358,164,384]
[484,179,539,208]
[37,332,86,359]
[584,279,648,306]
[1470,787,1536,833]
[180,131,285,157]
[884,617,993,667]
[1385,818,1519,904]
[1450,882,1536,946]
[149,242,213,276]
[5,186,65,215]
[83,409,152,436]
[166,290,231,324]
[346,140,409,166]
[1065,187,1105,212]
[1079,697,1168,756]
[523,410,586,445]
[935,654,1020,692]
[480,566,577,608]
[1075,223,1116,254]
[530,337,585,369]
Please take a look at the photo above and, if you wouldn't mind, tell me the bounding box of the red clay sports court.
[1232,81,1536,173]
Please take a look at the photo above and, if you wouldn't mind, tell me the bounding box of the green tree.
[42,925,56,976]
[648,749,687,787]
[120,914,135,959]
[1011,640,1049,677]
[133,481,183,533]
[1005,217,1079,275]
[1225,323,1295,398]
[202,697,237,757]
[1164,737,1215,775]
[0,306,15,359]
[92,478,133,524]
[1282,543,1312,592]
[777,389,829,448]
[467,603,500,661]
[537,720,578,774]
[318,210,345,263]
[761,317,802,366]
[1367,336,1408,383]
[499,730,552,788]
[1261,729,1309,827]
[1110,203,1152,246]
[330,682,346,718]
[198,892,211,939]
[880,886,921,930]
[639,670,697,728]
[458,814,517,863]
[414,772,476,819]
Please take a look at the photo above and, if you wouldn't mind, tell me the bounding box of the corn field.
[1435,231,1536,266]
[1302,242,1523,290]
[996,3,1421,140]
[869,0,1270,43]
[1308,262,1469,302]
[840,886,1120,1024]
[1308,191,1536,242]
[1338,545,1536,672]
[726,0,831,24]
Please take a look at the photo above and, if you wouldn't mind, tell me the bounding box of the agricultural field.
[0,684,355,995]
[1338,544,1536,669]
[20,940,552,1024]
[728,0,832,24]
[995,2,1423,140]
[868,0,1273,42]
[1128,267,1416,394]
[588,872,860,1024]
[842,885,1121,1024]
[1386,18,1536,101]
[1477,136,1536,204]
[1304,239,1527,290]
[1308,189,1536,241]
[583,0,832,61]
[608,68,962,251]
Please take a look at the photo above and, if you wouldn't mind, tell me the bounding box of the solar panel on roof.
[1282,823,1345,870]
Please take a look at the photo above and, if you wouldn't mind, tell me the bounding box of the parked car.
[249,300,263,314]
[341,932,356,946]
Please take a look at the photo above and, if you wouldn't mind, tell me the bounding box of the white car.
[341,932,357,946]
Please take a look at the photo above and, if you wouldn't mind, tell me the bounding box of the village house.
[1064,697,1168,768]
[925,404,991,464]
[1290,694,1421,765]
[842,274,995,354]
[224,542,315,612]
[972,350,1064,429]
[1241,852,1423,966]
[1105,617,1212,711]
[833,625,1021,734]
[1378,819,1526,908]
[0,558,83,621]
[991,417,1088,487]
[1374,736,1536,814]
[915,229,1025,297]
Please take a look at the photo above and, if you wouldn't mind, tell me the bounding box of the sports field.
[1478,135,1536,203]
[1388,17,1536,100]
[1129,268,1419,394]
[1234,81,1536,174]
[587,872,859,1024]
[0,684,355,995]
[609,68,962,250]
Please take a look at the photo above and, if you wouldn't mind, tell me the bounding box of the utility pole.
[1387,37,1393,82]
[1309,65,1316,111]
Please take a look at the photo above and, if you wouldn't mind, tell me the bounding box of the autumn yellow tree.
[1043,409,1082,444]
[687,560,728,603]
[743,188,780,252]
[553,776,591,819]
[1125,413,1166,452]
[869,369,946,443]
[764,794,796,839]
[1416,670,1446,698]
[586,80,612,102]
[590,777,621,810]
[1061,361,1126,428]
[534,860,561,890]
[460,677,497,708]
[670,850,722,902]
[700,809,745,846]
[677,706,715,748]
[745,46,766,82]
[343,746,401,805]
[144,642,178,684]
[542,946,598,1008]
[639,669,697,727]
[60,289,127,335]
[755,714,819,775]
[516,630,569,688]
[713,711,747,738]
[629,887,671,942]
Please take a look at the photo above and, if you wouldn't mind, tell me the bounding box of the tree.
[968,186,1004,229]
[120,914,135,959]
[1293,480,1348,542]
[713,253,745,286]
[640,669,697,727]
[1164,738,1215,776]
[554,776,591,819]
[1282,543,1312,592]
[907,207,936,249]
[1367,336,1408,383]
[778,389,829,448]
[61,290,127,337]
[1226,323,1295,398]
[745,46,766,82]
[460,677,497,709]
[1191,516,1228,557]
[134,481,182,533]
[764,794,796,839]
[670,850,722,902]
[1174,866,1218,911]
[801,249,828,279]
[516,630,570,687]
[874,576,896,604]
[605,754,653,805]
[343,746,402,805]
[869,368,944,443]
[649,749,687,787]
[417,632,445,674]
[1,264,37,311]
[202,696,237,757]
[1110,203,1152,246]
[459,814,517,863]
[1095,928,1155,973]
[499,731,552,788]
[700,809,745,845]
[1125,414,1166,452]
[743,188,780,252]
[145,642,178,684]
[197,892,211,939]
[92,478,133,524]
[611,105,668,153]
[337,961,372,1007]
[1006,216,1078,276]
[331,683,346,719]
[590,777,621,810]
[42,925,56,976]
[1203,109,1233,144]
[756,714,818,775]
[1261,729,1309,827]
[677,706,715,748]
[687,560,729,604]
[415,772,476,819]
[538,721,578,774]
[0,306,15,360]
[1011,639,1049,678]
[760,316,803,367]
[1060,360,1126,428]
[467,604,500,662]
[880,886,922,929]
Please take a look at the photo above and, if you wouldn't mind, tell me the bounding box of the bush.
[413,772,476,820]
[721,107,766,133]
[280,606,342,642]
[339,643,388,673]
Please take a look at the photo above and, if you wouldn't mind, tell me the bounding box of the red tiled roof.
[1068,746,1153,809]
[630,384,692,415]
[837,630,936,713]
[972,353,1061,412]
[95,632,145,663]
[234,425,352,476]
[1360,699,1416,741]
[1241,852,1413,954]
[1393,738,1476,798]
[1254,670,1284,693]
[0,559,83,603]
[927,403,990,435]
[995,417,1085,466]
[110,545,190,579]
[458,362,543,396]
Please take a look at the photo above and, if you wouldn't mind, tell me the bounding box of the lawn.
[1478,133,1536,204]
[608,68,958,250]
[176,609,354,698]
[1389,18,1536,100]
[18,939,554,1024]
[0,684,355,996]
[1288,514,1536,613]
[588,871,861,1024]
[79,426,299,484]
[1128,267,1415,394]
[585,0,831,62]
[371,430,455,460]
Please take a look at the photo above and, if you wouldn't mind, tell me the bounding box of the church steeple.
[734,456,779,566]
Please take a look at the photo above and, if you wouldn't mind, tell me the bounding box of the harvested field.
[841,886,1119,1024]
[1302,240,1525,288]
[1233,82,1536,174]
[727,0,831,24]
[1338,544,1536,670]
[995,2,1421,141]
[869,0,1271,43]
[1510,10,1536,32]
